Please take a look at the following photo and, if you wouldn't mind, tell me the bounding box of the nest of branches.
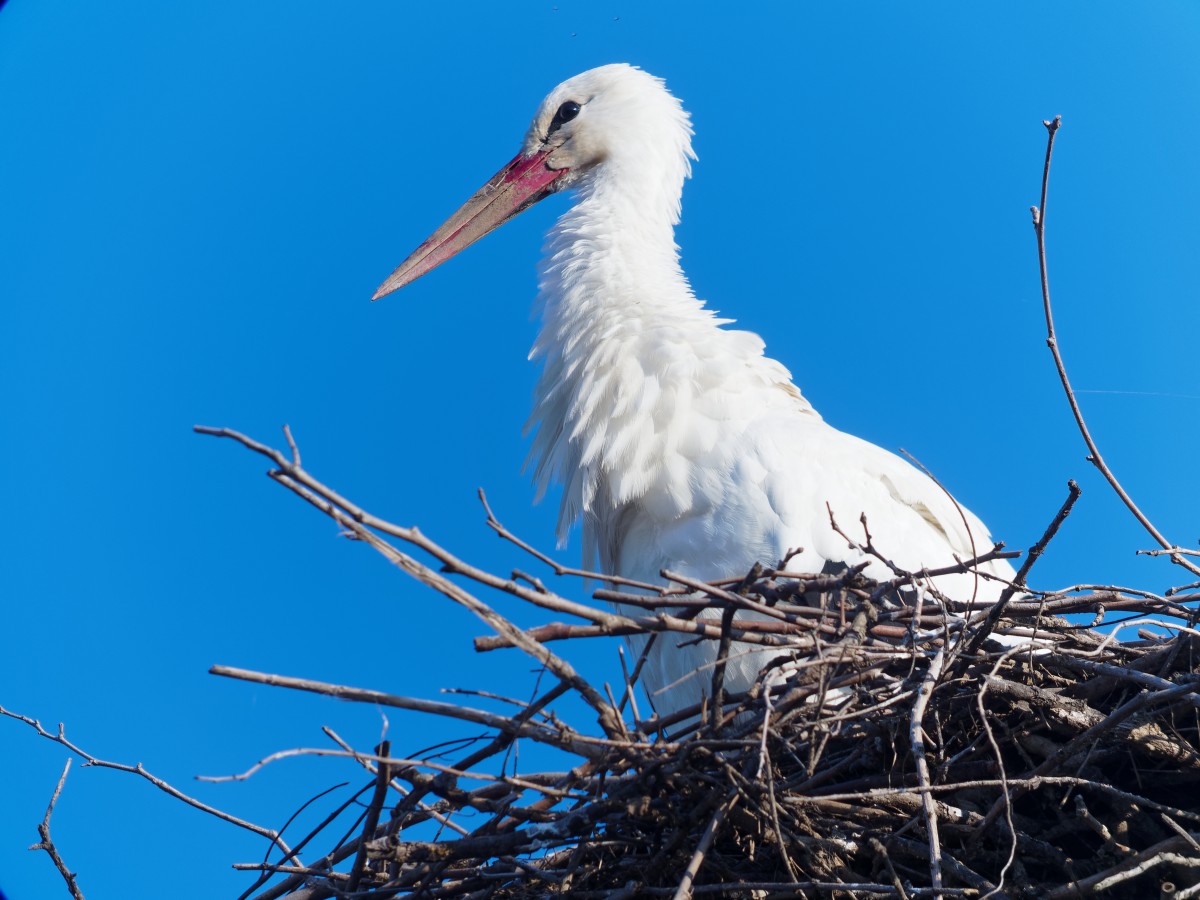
[182,426,1200,900]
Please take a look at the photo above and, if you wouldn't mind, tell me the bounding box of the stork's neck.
[537,170,702,334]
[526,165,816,548]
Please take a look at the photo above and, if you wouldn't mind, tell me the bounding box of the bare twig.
[29,759,86,900]
[1141,548,1200,559]
[1,706,292,856]
[479,488,666,593]
[966,479,1082,656]
[671,788,740,900]
[909,648,945,896]
[1030,117,1200,579]
[208,665,623,759]
[346,740,392,892]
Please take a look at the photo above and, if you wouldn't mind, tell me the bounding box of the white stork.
[374,64,1015,722]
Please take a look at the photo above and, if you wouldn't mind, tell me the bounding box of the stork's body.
[376,65,1015,721]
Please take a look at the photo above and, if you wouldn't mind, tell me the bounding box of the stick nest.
[184,428,1200,900]
[229,535,1200,898]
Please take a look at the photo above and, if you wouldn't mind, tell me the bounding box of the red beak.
[372,148,569,300]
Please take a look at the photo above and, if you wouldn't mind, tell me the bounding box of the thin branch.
[1030,117,1200,579]
[208,665,618,759]
[346,741,392,892]
[479,488,667,593]
[908,648,944,895]
[671,788,740,900]
[29,759,86,900]
[1140,547,1200,559]
[966,479,1082,656]
[1,705,291,855]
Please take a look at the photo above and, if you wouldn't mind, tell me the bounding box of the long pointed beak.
[372,148,569,301]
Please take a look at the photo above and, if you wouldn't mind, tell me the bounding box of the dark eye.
[549,100,582,132]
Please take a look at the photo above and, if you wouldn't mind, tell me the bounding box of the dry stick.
[709,603,738,733]
[1031,117,1200,580]
[965,480,1082,657]
[479,488,667,593]
[346,740,392,893]
[661,569,792,623]
[0,705,292,857]
[868,837,910,900]
[1160,812,1200,853]
[758,711,800,882]
[472,614,816,652]
[885,835,998,895]
[909,648,945,897]
[203,745,583,800]
[998,591,1193,620]
[671,788,741,900]
[210,665,610,756]
[29,759,86,900]
[616,646,644,721]
[1073,794,1132,855]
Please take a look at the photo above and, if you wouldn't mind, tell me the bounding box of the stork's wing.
[759,419,1014,604]
[613,415,1012,602]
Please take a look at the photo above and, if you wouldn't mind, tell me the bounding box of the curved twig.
[1031,117,1200,579]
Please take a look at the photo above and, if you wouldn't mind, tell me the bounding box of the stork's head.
[372,64,693,300]
[519,64,694,192]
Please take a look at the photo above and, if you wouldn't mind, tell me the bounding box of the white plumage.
[375,64,1015,722]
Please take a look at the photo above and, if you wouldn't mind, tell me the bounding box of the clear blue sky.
[2,2,1198,896]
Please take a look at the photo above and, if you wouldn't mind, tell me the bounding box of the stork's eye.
[550,100,582,131]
